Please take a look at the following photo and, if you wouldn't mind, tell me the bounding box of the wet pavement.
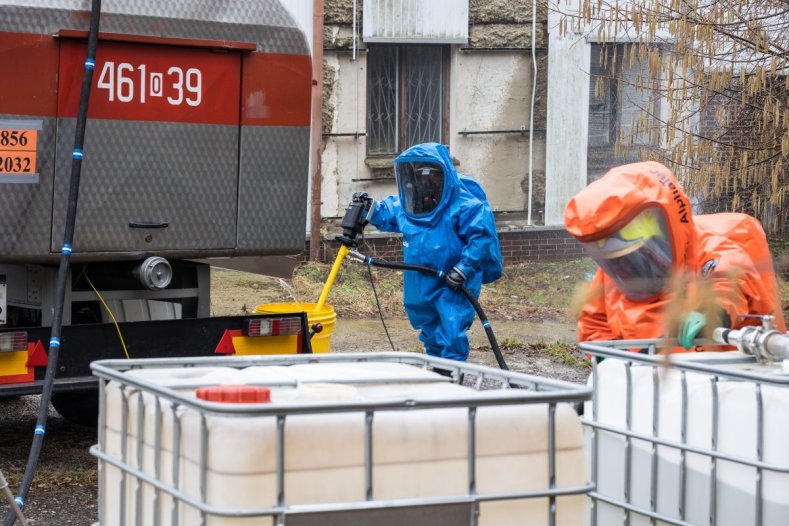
[331,317,579,352]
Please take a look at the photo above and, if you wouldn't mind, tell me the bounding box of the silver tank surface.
[0,1,312,264]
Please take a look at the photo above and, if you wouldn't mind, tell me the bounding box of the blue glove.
[678,311,706,349]
[445,267,466,290]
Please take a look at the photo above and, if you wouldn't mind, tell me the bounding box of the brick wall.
[302,226,585,265]
[498,227,585,263]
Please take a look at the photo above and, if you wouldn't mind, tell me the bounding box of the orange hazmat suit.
[564,161,785,344]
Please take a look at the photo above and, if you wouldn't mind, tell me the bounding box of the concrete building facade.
[312,0,660,262]
[320,0,548,227]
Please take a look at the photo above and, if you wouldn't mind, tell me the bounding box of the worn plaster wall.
[320,49,366,219]
[469,0,548,47]
[469,0,548,24]
[321,0,548,221]
[324,0,357,24]
[450,51,547,219]
[321,7,366,220]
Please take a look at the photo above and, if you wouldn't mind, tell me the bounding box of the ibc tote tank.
[94,355,592,525]
[586,349,789,526]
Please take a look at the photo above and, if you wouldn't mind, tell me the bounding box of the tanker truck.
[0,1,314,422]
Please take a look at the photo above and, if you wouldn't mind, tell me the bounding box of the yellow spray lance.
[314,244,350,312]
[313,193,375,312]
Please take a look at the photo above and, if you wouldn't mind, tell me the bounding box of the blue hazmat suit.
[368,143,502,361]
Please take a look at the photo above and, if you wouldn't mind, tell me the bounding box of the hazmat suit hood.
[394,143,459,226]
[565,161,785,343]
[564,162,696,299]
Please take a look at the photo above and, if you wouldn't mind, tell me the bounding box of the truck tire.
[51,390,99,428]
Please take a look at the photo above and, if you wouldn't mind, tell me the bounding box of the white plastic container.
[585,350,789,526]
[94,355,590,525]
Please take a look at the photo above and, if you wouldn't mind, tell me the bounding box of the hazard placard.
[0,121,41,183]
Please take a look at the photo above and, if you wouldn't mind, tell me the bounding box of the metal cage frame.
[90,352,593,526]
[581,339,789,526]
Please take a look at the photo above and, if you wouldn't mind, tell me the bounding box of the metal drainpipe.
[527,0,538,225]
[310,0,325,261]
[352,0,358,61]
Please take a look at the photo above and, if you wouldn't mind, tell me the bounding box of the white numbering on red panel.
[97,61,202,106]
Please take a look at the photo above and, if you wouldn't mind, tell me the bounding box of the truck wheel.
[51,390,99,428]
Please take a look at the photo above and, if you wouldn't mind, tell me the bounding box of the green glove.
[678,311,706,349]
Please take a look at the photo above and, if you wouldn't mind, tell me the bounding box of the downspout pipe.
[352,0,358,61]
[4,2,102,524]
[527,0,538,225]
[309,0,325,261]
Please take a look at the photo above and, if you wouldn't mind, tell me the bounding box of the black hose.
[4,2,102,523]
[366,265,397,352]
[360,233,397,353]
[458,287,509,370]
[360,256,509,370]
[363,259,438,275]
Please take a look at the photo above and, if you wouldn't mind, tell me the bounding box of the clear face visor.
[395,162,445,216]
[582,208,673,301]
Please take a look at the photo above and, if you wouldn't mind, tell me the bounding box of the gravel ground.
[0,397,97,525]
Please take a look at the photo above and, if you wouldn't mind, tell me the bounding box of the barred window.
[588,43,660,181]
[367,45,448,156]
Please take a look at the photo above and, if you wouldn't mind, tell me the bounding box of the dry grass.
[3,468,97,490]
[265,259,598,321]
[212,257,789,322]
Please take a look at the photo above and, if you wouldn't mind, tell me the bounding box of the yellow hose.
[315,244,350,312]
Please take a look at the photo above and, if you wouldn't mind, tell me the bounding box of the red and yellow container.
[254,302,337,354]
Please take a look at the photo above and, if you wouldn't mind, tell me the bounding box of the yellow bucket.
[253,302,336,354]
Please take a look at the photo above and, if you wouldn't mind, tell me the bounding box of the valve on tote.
[336,192,376,247]
[713,315,789,362]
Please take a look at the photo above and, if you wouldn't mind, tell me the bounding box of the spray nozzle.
[336,192,375,247]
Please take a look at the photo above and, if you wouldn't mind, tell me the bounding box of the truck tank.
[0,0,312,261]
[0,1,314,410]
